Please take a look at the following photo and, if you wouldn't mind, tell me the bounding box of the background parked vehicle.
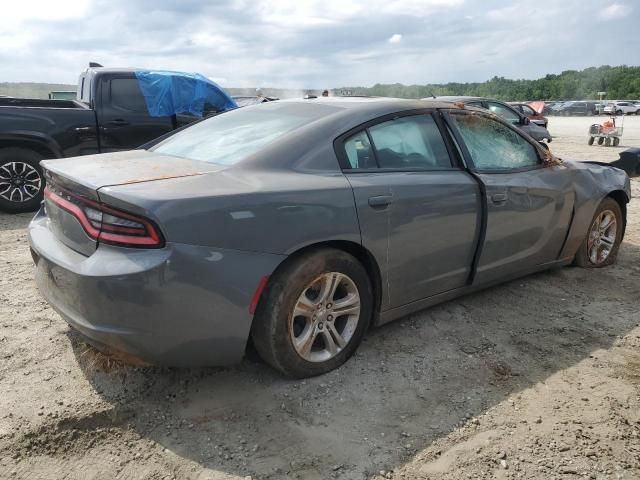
[433,96,552,142]
[29,98,629,377]
[509,102,548,128]
[603,101,640,115]
[0,65,236,213]
[554,101,598,116]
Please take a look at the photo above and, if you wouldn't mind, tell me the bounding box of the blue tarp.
[135,70,237,118]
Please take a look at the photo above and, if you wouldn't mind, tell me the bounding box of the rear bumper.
[29,211,285,367]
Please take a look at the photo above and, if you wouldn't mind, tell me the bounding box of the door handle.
[491,193,508,204]
[368,195,393,208]
[108,119,130,126]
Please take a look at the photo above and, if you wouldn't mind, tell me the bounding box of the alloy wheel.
[0,161,42,203]
[587,209,617,265]
[289,272,361,363]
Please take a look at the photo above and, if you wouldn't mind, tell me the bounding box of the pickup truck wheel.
[0,148,45,213]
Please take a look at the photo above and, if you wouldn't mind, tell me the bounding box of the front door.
[448,111,574,285]
[339,112,481,309]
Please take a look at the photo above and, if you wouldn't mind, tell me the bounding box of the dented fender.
[559,160,631,260]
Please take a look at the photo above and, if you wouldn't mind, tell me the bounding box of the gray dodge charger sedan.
[29,98,631,378]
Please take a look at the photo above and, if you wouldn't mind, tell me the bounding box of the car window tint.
[344,131,376,169]
[451,113,539,170]
[367,115,451,169]
[486,102,520,124]
[110,78,148,113]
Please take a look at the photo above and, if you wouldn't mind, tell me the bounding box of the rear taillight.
[44,186,164,248]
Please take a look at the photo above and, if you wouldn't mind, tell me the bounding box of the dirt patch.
[1,119,640,479]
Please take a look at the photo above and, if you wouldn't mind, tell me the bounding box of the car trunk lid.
[42,150,220,256]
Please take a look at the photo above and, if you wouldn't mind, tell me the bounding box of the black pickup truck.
[0,67,203,212]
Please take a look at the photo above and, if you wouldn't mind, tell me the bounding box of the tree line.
[337,65,640,101]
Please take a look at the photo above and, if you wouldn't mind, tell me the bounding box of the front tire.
[0,148,45,213]
[251,248,373,378]
[574,198,623,268]
[588,136,595,145]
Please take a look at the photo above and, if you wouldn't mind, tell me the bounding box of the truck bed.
[0,98,88,110]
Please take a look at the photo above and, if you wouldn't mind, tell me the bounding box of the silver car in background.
[29,98,630,378]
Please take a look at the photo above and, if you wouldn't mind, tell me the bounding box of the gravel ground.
[1,116,639,480]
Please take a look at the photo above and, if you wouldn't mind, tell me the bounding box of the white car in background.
[603,101,640,115]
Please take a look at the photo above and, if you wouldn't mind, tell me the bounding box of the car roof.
[279,96,456,111]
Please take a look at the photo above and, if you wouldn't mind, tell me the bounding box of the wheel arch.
[0,138,60,160]
[606,189,629,237]
[256,240,384,325]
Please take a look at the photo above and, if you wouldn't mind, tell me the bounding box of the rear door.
[447,110,574,285]
[337,111,481,309]
[97,74,174,151]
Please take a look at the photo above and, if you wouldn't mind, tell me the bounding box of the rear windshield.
[150,102,336,165]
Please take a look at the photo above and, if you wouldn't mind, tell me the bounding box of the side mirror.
[522,116,531,125]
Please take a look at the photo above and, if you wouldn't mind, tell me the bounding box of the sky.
[1,0,639,88]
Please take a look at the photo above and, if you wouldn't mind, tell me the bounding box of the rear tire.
[597,137,605,145]
[613,137,620,147]
[0,148,45,213]
[251,248,373,378]
[605,138,611,147]
[574,198,623,268]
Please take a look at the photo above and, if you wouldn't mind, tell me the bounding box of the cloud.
[600,2,632,20]
[0,0,638,89]
[3,0,90,22]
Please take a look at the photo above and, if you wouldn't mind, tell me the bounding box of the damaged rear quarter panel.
[559,160,631,259]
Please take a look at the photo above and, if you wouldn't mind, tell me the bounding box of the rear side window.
[342,114,452,170]
[451,113,539,171]
[109,78,148,113]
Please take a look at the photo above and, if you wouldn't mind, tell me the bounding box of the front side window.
[486,102,521,124]
[451,113,540,171]
[521,105,536,116]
